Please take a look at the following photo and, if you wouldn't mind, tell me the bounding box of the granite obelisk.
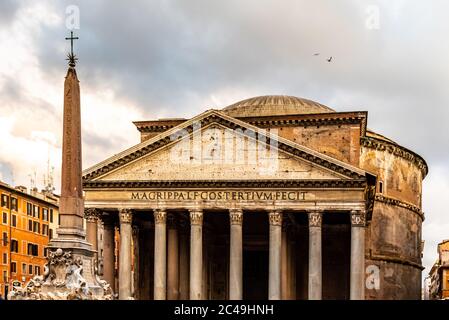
[8,32,112,300]
[58,47,85,240]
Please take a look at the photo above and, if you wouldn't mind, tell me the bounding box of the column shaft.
[350,210,366,300]
[119,209,133,299]
[132,226,139,299]
[153,209,167,300]
[189,209,203,300]
[85,208,99,250]
[308,211,322,300]
[268,211,282,300]
[229,209,243,300]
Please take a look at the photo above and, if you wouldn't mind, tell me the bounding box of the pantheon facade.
[82,95,427,300]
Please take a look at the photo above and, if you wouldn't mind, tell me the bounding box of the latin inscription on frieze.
[130,190,307,202]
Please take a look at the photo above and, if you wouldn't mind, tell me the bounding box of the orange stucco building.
[0,181,59,299]
[429,240,449,299]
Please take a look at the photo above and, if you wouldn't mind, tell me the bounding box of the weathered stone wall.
[368,203,422,265]
[360,146,423,207]
[365,259,422,299]
[265,124,361,166]
[360,142,424,300]
[141,132,159,142]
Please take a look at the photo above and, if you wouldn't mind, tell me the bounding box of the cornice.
[374,194,424,221]
[134,120,186,133]
[243,112,367,131]
[134,112,368,134]
[83,179,367,189]
[361,136,428,177]
[0,184,59,208]
[367,254,424,270]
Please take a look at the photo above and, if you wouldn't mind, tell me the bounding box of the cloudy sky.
[0,0,448,281]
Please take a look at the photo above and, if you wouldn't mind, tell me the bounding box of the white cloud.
[0,116,61,188]
[0,1,144,191]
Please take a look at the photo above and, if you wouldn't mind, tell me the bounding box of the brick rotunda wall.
[360,136,426,300]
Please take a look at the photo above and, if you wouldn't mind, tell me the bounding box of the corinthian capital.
[351,210,366,227]
[153,208,167,224]
[229,209,243,225]
[119,209,133,224]
[268,210,282,226]
[84,208,100,222]
[189,209,203,226]
[308,210,323,228]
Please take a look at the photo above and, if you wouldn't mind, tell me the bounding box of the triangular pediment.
[83,110,368,183]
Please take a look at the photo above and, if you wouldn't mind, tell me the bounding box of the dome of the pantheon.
[221,95,335,117]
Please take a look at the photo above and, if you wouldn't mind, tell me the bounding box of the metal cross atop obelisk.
[65,31,79,67]
[65,30,79,55]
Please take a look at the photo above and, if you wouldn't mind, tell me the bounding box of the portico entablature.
[83,187,366,212]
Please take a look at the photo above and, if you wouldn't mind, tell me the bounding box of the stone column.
[115,231,119,293]
[268,210,282,300]
[281,220,288,300]
[229,209,243,300]
[308,210,322,300]
[102,214,116,293]
[167,213,179,300]
[85,208,99,251]
[189,208,203,300]
[153,208,167,300]
[178,217,190,300]
[350,210,366,300]
[132,225,139,299]
[119,209,133,300]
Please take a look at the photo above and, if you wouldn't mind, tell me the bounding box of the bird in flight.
[327,56,333,62]
[313,53,320,56]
